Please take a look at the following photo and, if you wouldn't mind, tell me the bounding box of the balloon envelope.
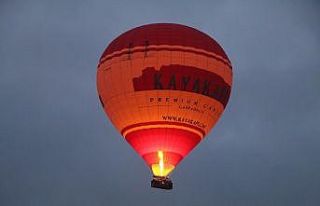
[97,23,232,179]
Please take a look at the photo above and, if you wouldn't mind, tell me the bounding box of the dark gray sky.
[1,0,320,205]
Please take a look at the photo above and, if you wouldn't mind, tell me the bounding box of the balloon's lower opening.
[125,127,202,190]
[125,127,202,165]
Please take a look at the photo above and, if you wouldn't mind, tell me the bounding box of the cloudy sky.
[1,0,320,205]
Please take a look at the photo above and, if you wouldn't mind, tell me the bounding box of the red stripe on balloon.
[121,121,206,137]
[99,47,232,68]
[100,23,230,63]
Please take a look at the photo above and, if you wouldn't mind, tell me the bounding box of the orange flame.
[151,150,175,177]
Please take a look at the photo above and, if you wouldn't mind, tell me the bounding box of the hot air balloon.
[97,23,232,189]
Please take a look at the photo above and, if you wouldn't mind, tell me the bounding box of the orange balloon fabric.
[97,23,232,177]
